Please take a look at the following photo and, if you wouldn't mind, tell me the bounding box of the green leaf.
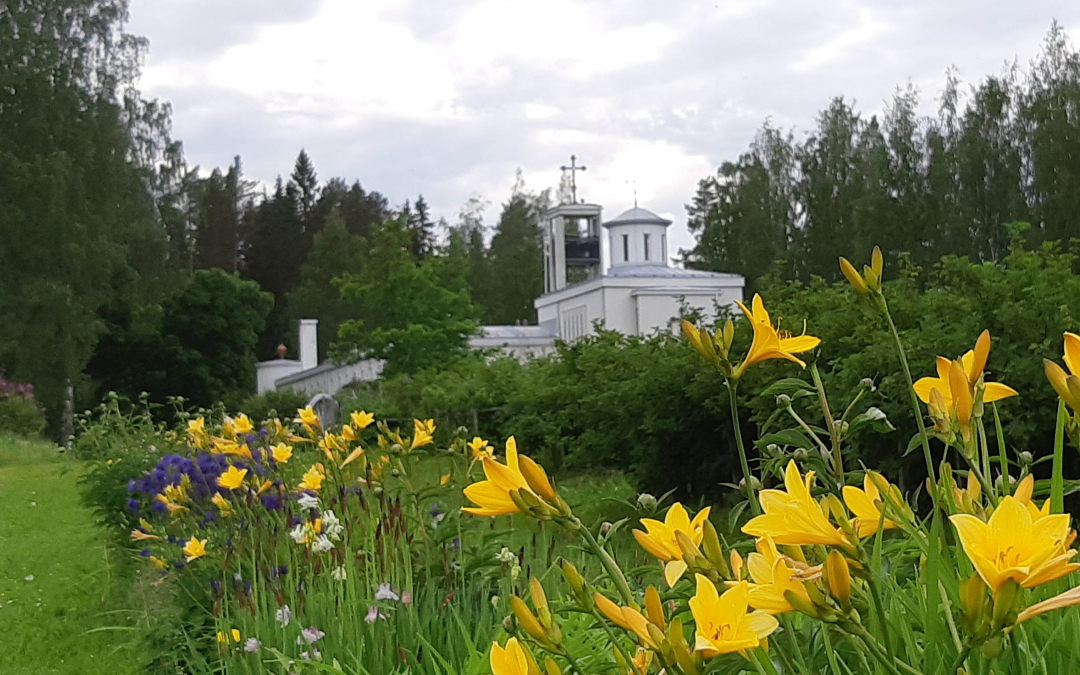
[759,378,816,398]
[754,429,816,451]
[848,406,896,435]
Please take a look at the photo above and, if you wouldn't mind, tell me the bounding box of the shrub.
[227,389,310,425]
[0,377,47,438]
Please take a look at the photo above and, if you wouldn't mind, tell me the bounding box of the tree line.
[0,0,550,433]
[683,24,1080,289]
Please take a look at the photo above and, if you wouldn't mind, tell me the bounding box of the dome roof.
[603,206,672,228]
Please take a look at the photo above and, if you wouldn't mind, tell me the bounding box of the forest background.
[4,1,1080,484]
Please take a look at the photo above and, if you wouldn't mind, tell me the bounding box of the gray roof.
[477,325,558,339]
[605,264,743,280]
[603,206,672,228]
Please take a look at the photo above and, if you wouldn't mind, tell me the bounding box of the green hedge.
[0,394,47,438]
[340,239,1080,501]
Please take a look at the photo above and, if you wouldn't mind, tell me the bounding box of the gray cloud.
[129,0,1080,257]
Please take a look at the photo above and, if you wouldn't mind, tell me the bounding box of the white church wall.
[256,360,304,395]
[608,223,670,267]
[599,286,639,335]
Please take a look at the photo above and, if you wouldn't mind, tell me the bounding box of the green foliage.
[333,218,480,376]
[0,394,47,438]
[230,389,310,426]
[685,26,1080,291]
[90,270,273,408]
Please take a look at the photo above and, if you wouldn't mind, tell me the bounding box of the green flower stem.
[1053,400,1066,514]
[992,403,1010,496]
[783,405,833,468]
[947,645,971,675]
[883,307,938,495]
[820,626,844,675]
[574,519,634,606]
[963,447,999,508]
[749,647,782,675]
[727,378,762,516]
[810,362,845,481]
[589,608,637,671]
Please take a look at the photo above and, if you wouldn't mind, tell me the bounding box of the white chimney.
[299,319,318,371]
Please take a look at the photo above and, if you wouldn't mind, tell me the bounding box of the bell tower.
[543,203,603,293]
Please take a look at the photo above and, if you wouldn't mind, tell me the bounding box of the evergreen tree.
[290,149,319,223]
[483,176,548,324]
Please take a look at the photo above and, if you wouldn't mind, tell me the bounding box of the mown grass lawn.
[0,435,148,675]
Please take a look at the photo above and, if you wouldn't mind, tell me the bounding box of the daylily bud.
[730,549,744,580]
[544,658,561,675]
[594,593,629,629]
[672,635,700,675]
[959,574,986,630]
[992,579,1022,630]
[520,455,558,504]
[784,588,823,620]
[1018,451,1033,469]
[722,320,735,355]
[523,644,543,675]
[644,585,666,630]
[682,320,719,365]
[871,246,883,279]
[839,257,869,297]
[558,559,588,607]
[775,393,792,407]
[863,264,880,292]
[636,493,658,512]
[530,578,551,625]
[981,635,1003,659]
[510,596,547,642]
[825,551,852,606]
[646,623,668,655]
[701,519,730,577]
[826,494,854,537]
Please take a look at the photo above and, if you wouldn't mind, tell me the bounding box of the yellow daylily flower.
[690,576,779,658]
[351,410,375,429]
[410,429,434,451]
[732,294,821,379]
[216,465,248,490]
[150,555,168,570]
[211,492,233,512]
[950,495,1079,594]
[1013,475,1053,520]
[296,406,320,427]
[632,502,712,586]
[340,444,365,469]
[842,471,898,538]
[440,473,451,485]
[593,593,658,649]
[1044,332,1080,413]
[469,436,495,460]
[183,536,207,562]
[743,536,811,615]
[1016,586,1080,625]
[130,529,160,542]
[232,414,254,435]
[299,464,326,492]
[462,437,547,516]
[486,637,537,675]
[630,647,652,675]
[217,628,241,644]
[341,424,356,442]
[416,418,436,435]
[271,443,293,464]
[743,460,849,547]
[914,331,1018,407]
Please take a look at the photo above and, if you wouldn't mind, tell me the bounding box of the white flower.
[312,535,334,553]
[24,575,34,582]
[298,626,325,644]
[243,638,261,653]
[297,493,319,511]
[322,510,344,540]
[495,547,515,563]
[374,582,399,601]
[364,605,386,623]
[331,566,347,582]
[289,524,308,544]
[275,605,292,626]
[300,648,321,661]
[510,563,521,581]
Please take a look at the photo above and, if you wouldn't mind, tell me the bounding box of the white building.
[469,201,745,359]
[255,319,383,395]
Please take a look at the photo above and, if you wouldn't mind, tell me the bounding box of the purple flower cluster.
[0,378,34,399]
[127,453,231,511]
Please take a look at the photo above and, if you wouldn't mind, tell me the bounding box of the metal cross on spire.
[560,154,587,204]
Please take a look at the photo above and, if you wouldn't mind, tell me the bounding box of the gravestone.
[307,393,340,428]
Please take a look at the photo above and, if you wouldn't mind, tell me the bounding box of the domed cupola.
[603,206,672,267]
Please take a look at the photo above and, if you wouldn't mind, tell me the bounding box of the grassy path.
[0,436,148,674]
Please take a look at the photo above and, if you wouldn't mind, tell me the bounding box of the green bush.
[0,393,47,438]
[227,388,310,425]
[340,238,1080,502]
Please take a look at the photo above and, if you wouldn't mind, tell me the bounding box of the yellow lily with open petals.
[1044,332,1080,413]
[842,471,898,538]
[632,502,712,586]
[462,437,539,516]
[743,461,848,547]
[914,331,1018,408]
[732,294,820,379]
[743,536,812,615]
[485,637,537,675]
[690,576,779,658]
[950,495,1079,594]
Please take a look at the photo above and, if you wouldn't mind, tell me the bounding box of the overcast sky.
[127,0,1079,257]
